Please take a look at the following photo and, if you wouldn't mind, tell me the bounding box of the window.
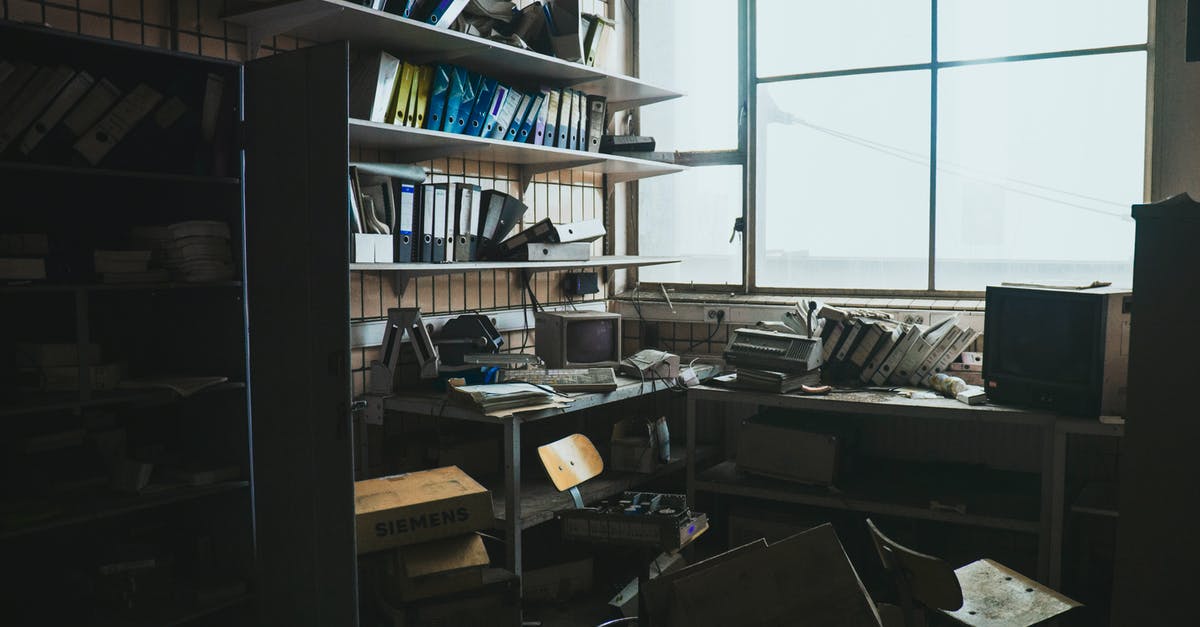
[638,0,1148,293]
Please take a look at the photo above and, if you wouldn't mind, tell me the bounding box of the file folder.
[465,76,497,137]
[516,92,545,144]
[391,62,417,126]
[554,90,571,148]
[423,64,451,131]
[433,184,449,262]
[585,95,606,152]
[394,183,416,262]
[488,88,523,140]
[442,66,466,132]
[451,70,479,134]
[467,184,483,259]
[477,190,529,258]
[413,65,433,128]
[569,90,583,150]
[543,89,561,147]
[504,92,534,142]
[427,0,469,27]
[482,84,510,138]
[452,183,481,261]
[349,51,400,123]
[405,64,422,126]
[420,184,436,262]
[533,89,551,145]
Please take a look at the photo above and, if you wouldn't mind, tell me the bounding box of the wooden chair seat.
[942,559,1080,626]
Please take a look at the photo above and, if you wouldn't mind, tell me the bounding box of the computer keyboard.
[497,367,619,392]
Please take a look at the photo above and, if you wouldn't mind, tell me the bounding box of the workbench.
[684,385,1123,587]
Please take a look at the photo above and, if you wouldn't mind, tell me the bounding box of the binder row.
[351,164,531,264]
[350,51,608,153]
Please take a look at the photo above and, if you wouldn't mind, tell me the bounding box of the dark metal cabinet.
[244,43,358,626]
[1111,194,1200,626]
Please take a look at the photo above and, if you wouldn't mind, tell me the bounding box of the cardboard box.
[379,533,489,603]
[735,421,840,486]
[523,557,593,602]
[352,233,392,263]
[355,466,493,554]
[608,552,686,617]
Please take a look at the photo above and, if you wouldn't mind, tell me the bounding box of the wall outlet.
[704,308,728,323]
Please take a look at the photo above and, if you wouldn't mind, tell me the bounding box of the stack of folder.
[350,51,609,153]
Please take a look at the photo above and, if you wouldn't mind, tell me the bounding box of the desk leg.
[686,395,697,506]
[1038,422,1055,583]
[504,419,522,582]
[1049,427,1067,588]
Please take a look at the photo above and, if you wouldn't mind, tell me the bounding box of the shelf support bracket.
[517,158,603,191]
[238,2,343,58]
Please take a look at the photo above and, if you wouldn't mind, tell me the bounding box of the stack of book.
[815,304,979,387]
[0,233,48,281]
[165,221,235,282]
[351,51,607,153]
[94,249,165,284]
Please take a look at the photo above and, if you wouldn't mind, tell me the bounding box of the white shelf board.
[349,255,679,278]
[348,119,683,183]
[224,0,681,110]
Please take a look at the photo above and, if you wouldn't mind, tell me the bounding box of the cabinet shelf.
[695,460,1041,534]
[0,281,242,294]
[0,480,250,541]
[0,161,240,185]
[225,0,681,110]
[351,254,678,280]
[348,119,683,184]
[0,382,246,419]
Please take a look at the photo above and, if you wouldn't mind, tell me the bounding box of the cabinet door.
[245,42,357,627]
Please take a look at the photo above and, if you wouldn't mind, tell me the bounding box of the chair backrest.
[538,433,604,491]
[865,519,964,612]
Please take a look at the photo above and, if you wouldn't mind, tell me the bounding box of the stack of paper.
[727,368,821,394]
[165,220,235,282]
[94,249,166,283]
[447,382,565,413]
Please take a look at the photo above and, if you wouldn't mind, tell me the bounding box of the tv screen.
[991,294,1097,385]
[564,319,616,364]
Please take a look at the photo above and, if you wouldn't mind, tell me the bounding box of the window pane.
[939,0,1148,61]
[935,53,1145,291]
[757,72,930,289]
[638,1,738,151]
[638,165,743,285]
[757,0,930,77]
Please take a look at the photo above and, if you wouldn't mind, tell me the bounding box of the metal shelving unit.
[224,0,681,110]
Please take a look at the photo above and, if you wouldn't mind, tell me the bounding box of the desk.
[382,367,717,583]
[684,385,1123,587]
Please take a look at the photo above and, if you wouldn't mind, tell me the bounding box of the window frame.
[631,0,1152,298]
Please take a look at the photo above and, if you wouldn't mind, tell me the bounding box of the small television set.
[983,285,1131,418]
[535,310,622,369]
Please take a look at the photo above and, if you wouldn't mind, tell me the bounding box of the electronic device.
[435,314,502,366]
[983,285,1131,418]
[535,310,621,369]
[496,367,618,392]
[599,134,655,153]
[560,491,707,551]
[723,327,823,373]
[562,272,599,296]
[620,349,679,380]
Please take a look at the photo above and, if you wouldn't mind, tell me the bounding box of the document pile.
[130,221,235,283]
[813,302,979,387]
[447,382,570,414]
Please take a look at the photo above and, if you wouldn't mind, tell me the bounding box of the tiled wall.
[0,0,626,394]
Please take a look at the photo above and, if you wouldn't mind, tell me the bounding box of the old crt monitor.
[535,310,621,369]
[983,285,1131,418]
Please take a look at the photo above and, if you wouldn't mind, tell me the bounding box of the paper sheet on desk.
[456,383,566,398]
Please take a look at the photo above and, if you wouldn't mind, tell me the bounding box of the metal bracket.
[240,1,342,58]
[568,486,585,509]
[517,158,603,191]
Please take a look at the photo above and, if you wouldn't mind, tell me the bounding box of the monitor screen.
[564,318,617,364]
[991,294,1097,385]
